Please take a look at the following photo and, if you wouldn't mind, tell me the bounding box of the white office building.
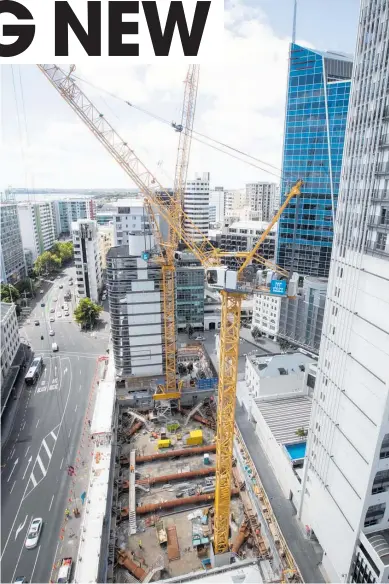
[224,189,247,217]
[72,220,103,303]
[246,182,278,222]
[252,295,281,341]
[184,172,210,241]
[17,202,56,261]
[0,302,20,384]
[298,3,389,582]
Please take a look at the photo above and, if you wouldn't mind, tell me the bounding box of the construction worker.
[65,508,70,518]
[130,465,134,473]
[138,540,143,550]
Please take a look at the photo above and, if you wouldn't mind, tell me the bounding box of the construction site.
[109,403,301,584]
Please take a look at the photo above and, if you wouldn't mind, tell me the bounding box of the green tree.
[51,241,74,263]
[295,427,308,439]
[0,284,20,303]
[34,251,61,275]
[74,298,103,329]
[15,278,36,296]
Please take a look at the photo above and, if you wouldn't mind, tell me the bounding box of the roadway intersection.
[1,267,108,583]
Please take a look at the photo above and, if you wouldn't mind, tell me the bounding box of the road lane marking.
[30,545,41,583]
[15,515,28,540]
[60,457,64,470]
[25,445,30,458]
[22,456,32,480]
[79,385,81,392]
[11,529,29,584]
[36,419,40,428]
[21,421,26,431]
[49,494,55,511]
[75,404,78,412]
[1,356,73,560]
[10,447,15,459]
[68,428,72,438]
[7,458,18,482]
[10,480,16,493]
[51,430,57,440]
[36,455,46,476]
[42,439,51,458]
[30,472,37,487]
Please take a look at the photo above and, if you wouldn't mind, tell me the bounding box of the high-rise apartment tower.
[299,3,389,582]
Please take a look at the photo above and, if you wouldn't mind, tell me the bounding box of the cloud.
[2,0,297,190]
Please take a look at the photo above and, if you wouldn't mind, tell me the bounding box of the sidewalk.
[49,356,108,584]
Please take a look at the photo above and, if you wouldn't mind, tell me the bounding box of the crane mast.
[37,64,302,554]
[158,65,200,398]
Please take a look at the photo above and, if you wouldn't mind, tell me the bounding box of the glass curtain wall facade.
[277,43,352,277]
[176,253,204,331]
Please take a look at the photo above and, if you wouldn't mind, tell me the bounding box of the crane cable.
[71,72,283,180]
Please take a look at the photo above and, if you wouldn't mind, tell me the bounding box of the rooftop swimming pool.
[285,442,307,460]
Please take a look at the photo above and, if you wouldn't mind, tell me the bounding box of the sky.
[1,0,360,192]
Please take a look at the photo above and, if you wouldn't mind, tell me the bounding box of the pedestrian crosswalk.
[24,424,59,499]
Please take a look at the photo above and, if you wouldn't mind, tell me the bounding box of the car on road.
[40,289,44,294]
[195,336,206,341]
[50,317,55,322]
[25,517,42,549]
[53,297,58,302]
[49,330,55,336]
[57,312,62,317]
[14,577,27,583]
[52,342,59,352]
[64,303,69,310]
[34,320,40,326]
[59,284,63,289]
[69,281,73,285]
[40,303,45,307]
[50,308,55,313]
[64,311,70,317]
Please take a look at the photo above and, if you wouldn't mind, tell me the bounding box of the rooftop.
[253,395,312,445]
[228,220,278,232]
[248,352,315,378]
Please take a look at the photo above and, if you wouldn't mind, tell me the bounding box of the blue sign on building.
[270,280,287,296]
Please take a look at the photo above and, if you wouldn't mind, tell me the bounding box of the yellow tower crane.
[153,64,200,401]
[37,64,302,554]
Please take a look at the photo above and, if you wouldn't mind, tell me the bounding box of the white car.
[57,312,62,318]
[195,336,206,341]
[64,311,69,317]
[50,317,55,322]
[64,304,69,310]
[40,289,44,294]
[53,298,58,302]
[25,518,42,549]
[50,308,55,313]
[49,330,55,336]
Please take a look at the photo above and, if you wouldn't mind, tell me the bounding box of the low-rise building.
[252,295,281,340]
[72,219,103,303]
[240,352,317,509]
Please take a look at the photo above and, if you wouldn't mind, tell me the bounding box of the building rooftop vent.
[278,368,287,375]
[299,365,305,372]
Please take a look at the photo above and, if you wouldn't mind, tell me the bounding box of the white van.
[52,343,59,352]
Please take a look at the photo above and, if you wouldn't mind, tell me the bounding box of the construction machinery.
[37,64,302,555]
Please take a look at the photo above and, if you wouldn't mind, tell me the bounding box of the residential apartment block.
[72,220,103,303]
[52,198,96,236]
[277,43,352,277]
[220,220,277,269]
[299,3,389,581]
[184,172,210,241]
[246,182,278,222]
[17,202,56,261]
[0,203,26,283]
[0,302,20,385]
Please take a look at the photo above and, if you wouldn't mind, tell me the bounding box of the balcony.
[379,134,389,148]
[376,162,389,175]
[368,216,389,230]
[371,190,389,202]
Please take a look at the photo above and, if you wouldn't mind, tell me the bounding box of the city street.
[1,267,108,584]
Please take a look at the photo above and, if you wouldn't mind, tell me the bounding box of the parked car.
[57,312,62,318]
[50,308,55,313]
[50,317,55,323]
[40,303,45,308]
[25,518,42,549]
[59,284,63,289]
[195,336,205,341]
[34,320,40,326]
[49,330,55,336]
[64,311,69,317]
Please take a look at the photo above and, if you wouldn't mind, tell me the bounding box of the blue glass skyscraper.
[277,43,352,277]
